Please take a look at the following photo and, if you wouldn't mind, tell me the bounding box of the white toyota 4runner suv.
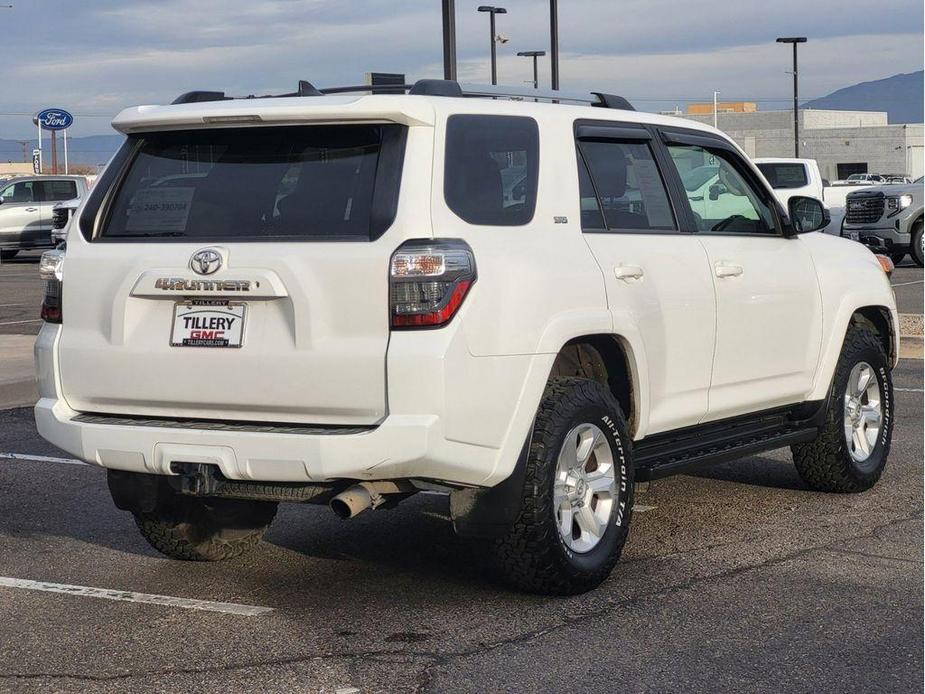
[34,80,898,595]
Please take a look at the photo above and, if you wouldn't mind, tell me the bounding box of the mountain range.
[803,70,923,124]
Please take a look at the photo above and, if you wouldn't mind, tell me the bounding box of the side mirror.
[0,196,5,206]
[708,183,726,201]
[822,179,830,188]
[788,196,830,234]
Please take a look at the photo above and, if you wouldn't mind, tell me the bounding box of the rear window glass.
[38,180,78,202]
[756,163,809,189]
[99,125,406,241]
[444,115,538,226]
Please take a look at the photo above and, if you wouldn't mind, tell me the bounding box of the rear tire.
[0,250,19,261]
[910,221,923,267]
[492,378,633,595]
[791,324,893,492]
[134,495,277,561]
[889,250,906,265]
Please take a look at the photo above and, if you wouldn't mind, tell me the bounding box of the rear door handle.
[614,265,644,281]
[24,207,38,212]
[715,262,744,278]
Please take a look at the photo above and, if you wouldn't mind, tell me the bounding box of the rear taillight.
[390,239,476,329]
[39,249,65,324]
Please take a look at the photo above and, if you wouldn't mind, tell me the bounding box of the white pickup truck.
[754,158,825,208]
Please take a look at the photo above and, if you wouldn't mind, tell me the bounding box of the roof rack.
[170,79,634,111]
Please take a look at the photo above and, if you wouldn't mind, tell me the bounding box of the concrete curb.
[899,313,923,339]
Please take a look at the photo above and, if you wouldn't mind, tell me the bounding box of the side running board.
[633,402,825,481]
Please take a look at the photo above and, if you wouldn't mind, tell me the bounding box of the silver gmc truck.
[842,177,924,266]
[0,175,88,259]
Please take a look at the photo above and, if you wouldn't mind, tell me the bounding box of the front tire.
[791,324,893,492]
[493,378,634,595]
[134,495,277,561]
[910,221,923,267]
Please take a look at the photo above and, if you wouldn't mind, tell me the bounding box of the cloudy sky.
[1,0,922,138]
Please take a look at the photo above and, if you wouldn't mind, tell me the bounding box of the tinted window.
[577,153,605,230]
[577,140,675,231]
[0,180,34,203]
[444,115,538,226]
[756,163,809,189]
[100,125,406,241]
[37,180,78,202]
[667,145,776,234]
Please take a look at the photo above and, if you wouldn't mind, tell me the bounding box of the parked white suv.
[34,80,899,594]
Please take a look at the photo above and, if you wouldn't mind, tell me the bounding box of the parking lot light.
[477,5,507,85]
[776,36,807,157]
[517,50,546,89]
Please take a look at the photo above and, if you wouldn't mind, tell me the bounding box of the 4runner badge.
[190,249,222,275]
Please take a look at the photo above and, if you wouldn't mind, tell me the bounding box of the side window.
[577,140,676,232]
[667,145,777,234]
[37,180,78,202]
[444,115,539,226]
[0,180,34,203]
[577,152,605,230]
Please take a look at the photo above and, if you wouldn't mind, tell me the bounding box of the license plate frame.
[170,299,246,348]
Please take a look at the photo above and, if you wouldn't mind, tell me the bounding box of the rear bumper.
[35,396,447,483]
[34,322,548,488]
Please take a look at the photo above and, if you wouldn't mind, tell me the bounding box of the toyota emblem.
[190,249,222,275]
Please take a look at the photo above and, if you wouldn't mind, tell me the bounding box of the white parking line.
[0,577,273,617]
[0,453,86,466]
[891,279,924,287]
[0,303,25,308]
[0,319,41,326]
[895,387,924,392]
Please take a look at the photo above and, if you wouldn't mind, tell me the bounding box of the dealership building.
[678,105,924,181]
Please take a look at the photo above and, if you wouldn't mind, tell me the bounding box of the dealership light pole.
[441,0,457,80]
[517,50,546,89]
[713,90,720,129]
[776,36,807,157]
[550,0,559,90]
[478,6,507,85]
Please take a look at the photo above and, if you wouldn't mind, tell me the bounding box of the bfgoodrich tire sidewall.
[835,342,893,480]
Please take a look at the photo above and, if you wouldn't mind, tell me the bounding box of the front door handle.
[24,207,38,212]
[715,262,744,278]
[614,265,644,281]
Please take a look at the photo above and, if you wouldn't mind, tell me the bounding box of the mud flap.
[449,439,530,539]
[107,469,166,514]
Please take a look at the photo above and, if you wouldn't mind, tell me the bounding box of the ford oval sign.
[35,108,74,131]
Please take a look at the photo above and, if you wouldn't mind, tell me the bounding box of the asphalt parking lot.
[0,250,922,693]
